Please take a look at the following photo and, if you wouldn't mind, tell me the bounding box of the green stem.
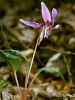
[14,71,22,99]
[23,36,40,100]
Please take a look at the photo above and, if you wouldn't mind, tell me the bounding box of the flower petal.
[38,29,44,45]
[41,2,51,23]
[51,24,59,30]
[38,36,43,45]
[20,19,40,28]
[52,8,57,19]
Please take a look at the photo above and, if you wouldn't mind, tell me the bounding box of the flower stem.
[14,71,22,99]
[23,36,40,100]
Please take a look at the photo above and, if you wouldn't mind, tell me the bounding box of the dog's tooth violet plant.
[20,2,65,100]
[0,2,65,100]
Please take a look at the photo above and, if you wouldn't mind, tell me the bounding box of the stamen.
[44,26,48,38]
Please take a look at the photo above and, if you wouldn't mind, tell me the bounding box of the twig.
[0,22,10,49]
[41,47,75,55]
[63,55,74,89]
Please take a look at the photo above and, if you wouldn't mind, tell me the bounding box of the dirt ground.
[0,0,75,100]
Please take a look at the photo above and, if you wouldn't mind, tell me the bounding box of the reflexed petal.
[38,30,44,45]
[51,24,59,30]
[38,36,43,45]
[52,8,57,19]
[20,19,40,28]
[41,2,51,23]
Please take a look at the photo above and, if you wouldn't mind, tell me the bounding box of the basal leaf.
[0,50,22,72]
[29,67,65,90]
[3,49,29,76]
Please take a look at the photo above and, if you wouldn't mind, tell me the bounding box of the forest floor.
[0,0,75,100]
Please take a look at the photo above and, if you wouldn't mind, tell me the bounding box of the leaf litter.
[0,0,75,100]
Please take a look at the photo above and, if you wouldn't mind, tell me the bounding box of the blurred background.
[0,0,75,99]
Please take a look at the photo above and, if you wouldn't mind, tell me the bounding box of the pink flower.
[20,2,59,44]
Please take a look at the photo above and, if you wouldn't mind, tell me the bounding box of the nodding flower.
[20,2,59,45]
